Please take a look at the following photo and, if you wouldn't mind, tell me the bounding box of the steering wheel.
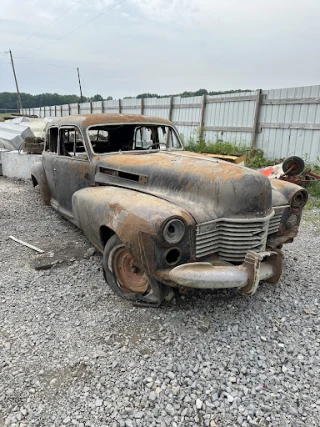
[145,142,169,150]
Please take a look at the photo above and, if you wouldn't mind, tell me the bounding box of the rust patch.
[50,114,171,128]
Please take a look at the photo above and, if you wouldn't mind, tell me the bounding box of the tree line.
[0,88,250,110]
[0,93,110,110]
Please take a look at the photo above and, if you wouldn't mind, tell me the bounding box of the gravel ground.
[0,177,320,427]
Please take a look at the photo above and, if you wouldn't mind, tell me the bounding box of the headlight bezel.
[162,217,186,244]
[290,189,308,212]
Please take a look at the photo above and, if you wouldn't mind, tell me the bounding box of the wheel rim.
[285,160,301,175]
[112,247,149,293]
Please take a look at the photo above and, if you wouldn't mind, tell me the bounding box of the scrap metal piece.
[239,251,275,296]
[9,235,44,253]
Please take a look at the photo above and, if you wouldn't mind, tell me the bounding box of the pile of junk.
[0,114,53,153]
[260,156,320,186]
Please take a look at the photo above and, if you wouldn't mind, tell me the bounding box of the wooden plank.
[199,94,207,129]
[166,97,174,145]
[9,236,44,253]
[168,96,173,121]
[251,89,262,147]
[262,97,320,105]
[204,126,253,132]
[121,105,142,110]
[173,121,201,126]
[199,94,207,140]
[172,102,202,108]
[206,95,257,104]
[259,123,320,131]
[143,104,169,110]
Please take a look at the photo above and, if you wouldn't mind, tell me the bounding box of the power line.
[0,60,11,81]
[14,55,76,70]
[14,0,83,48]
[24,0,127,54]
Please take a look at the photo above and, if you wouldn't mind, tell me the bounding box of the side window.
[88,129,110,153]
[46,127,58,152]
[59,127,88,160]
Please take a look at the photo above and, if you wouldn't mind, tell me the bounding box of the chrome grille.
[196,212,274,262]
[268,206,287,234]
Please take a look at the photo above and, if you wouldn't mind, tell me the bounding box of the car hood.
[94,151,273,223]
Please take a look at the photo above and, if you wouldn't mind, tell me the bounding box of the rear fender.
[72,186,195,275]
[31,161,51,205]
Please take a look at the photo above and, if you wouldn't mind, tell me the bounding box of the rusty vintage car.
[31,114,308,306]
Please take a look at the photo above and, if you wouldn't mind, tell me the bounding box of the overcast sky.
[0,0,319,99]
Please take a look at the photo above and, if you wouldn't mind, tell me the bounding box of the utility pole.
[77,67,84,103]
[9,50,23,112]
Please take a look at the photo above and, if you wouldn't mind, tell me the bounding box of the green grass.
[298,163,320,209]
[183,128,277,168]
[0,113,7,122]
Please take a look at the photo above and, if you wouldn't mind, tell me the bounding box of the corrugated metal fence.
[22,84,320,163]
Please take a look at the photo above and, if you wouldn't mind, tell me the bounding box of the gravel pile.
[0,177,319,427]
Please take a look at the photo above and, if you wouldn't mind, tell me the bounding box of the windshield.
[87,124,183,154]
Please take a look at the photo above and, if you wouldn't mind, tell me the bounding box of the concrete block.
[2,150,41,180]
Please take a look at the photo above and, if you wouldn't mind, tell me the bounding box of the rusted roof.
[49,114,172,127]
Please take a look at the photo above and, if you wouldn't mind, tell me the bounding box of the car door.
[53,125,90,220]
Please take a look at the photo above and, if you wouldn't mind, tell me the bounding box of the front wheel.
[102,234,165,307]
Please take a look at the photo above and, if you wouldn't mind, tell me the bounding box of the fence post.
[54,105,57,117]
[199,94,207,141]
[141,98,144,115]
[166,97,174,145]
[68,104,71,115]
[168,96,173,121]
[251,89,262,148]
[118,99,122,114]
[101,100,104,113]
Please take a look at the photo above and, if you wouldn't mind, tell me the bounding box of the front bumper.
[169,250,283,296]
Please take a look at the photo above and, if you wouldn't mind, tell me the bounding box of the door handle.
[53,168,57,171]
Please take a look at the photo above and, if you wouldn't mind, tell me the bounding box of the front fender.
[268,178,308,248]
[31,161,51,205]
[72,186,195,275]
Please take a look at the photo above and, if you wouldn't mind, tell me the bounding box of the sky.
[0,0,319,99]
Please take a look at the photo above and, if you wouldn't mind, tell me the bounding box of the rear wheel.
[102,234,165,306]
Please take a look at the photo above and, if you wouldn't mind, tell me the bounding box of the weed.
[184,128,320,209]
[184,128,275,168]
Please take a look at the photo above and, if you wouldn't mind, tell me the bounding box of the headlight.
[290,189,308,212]
[162,218,185,244]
